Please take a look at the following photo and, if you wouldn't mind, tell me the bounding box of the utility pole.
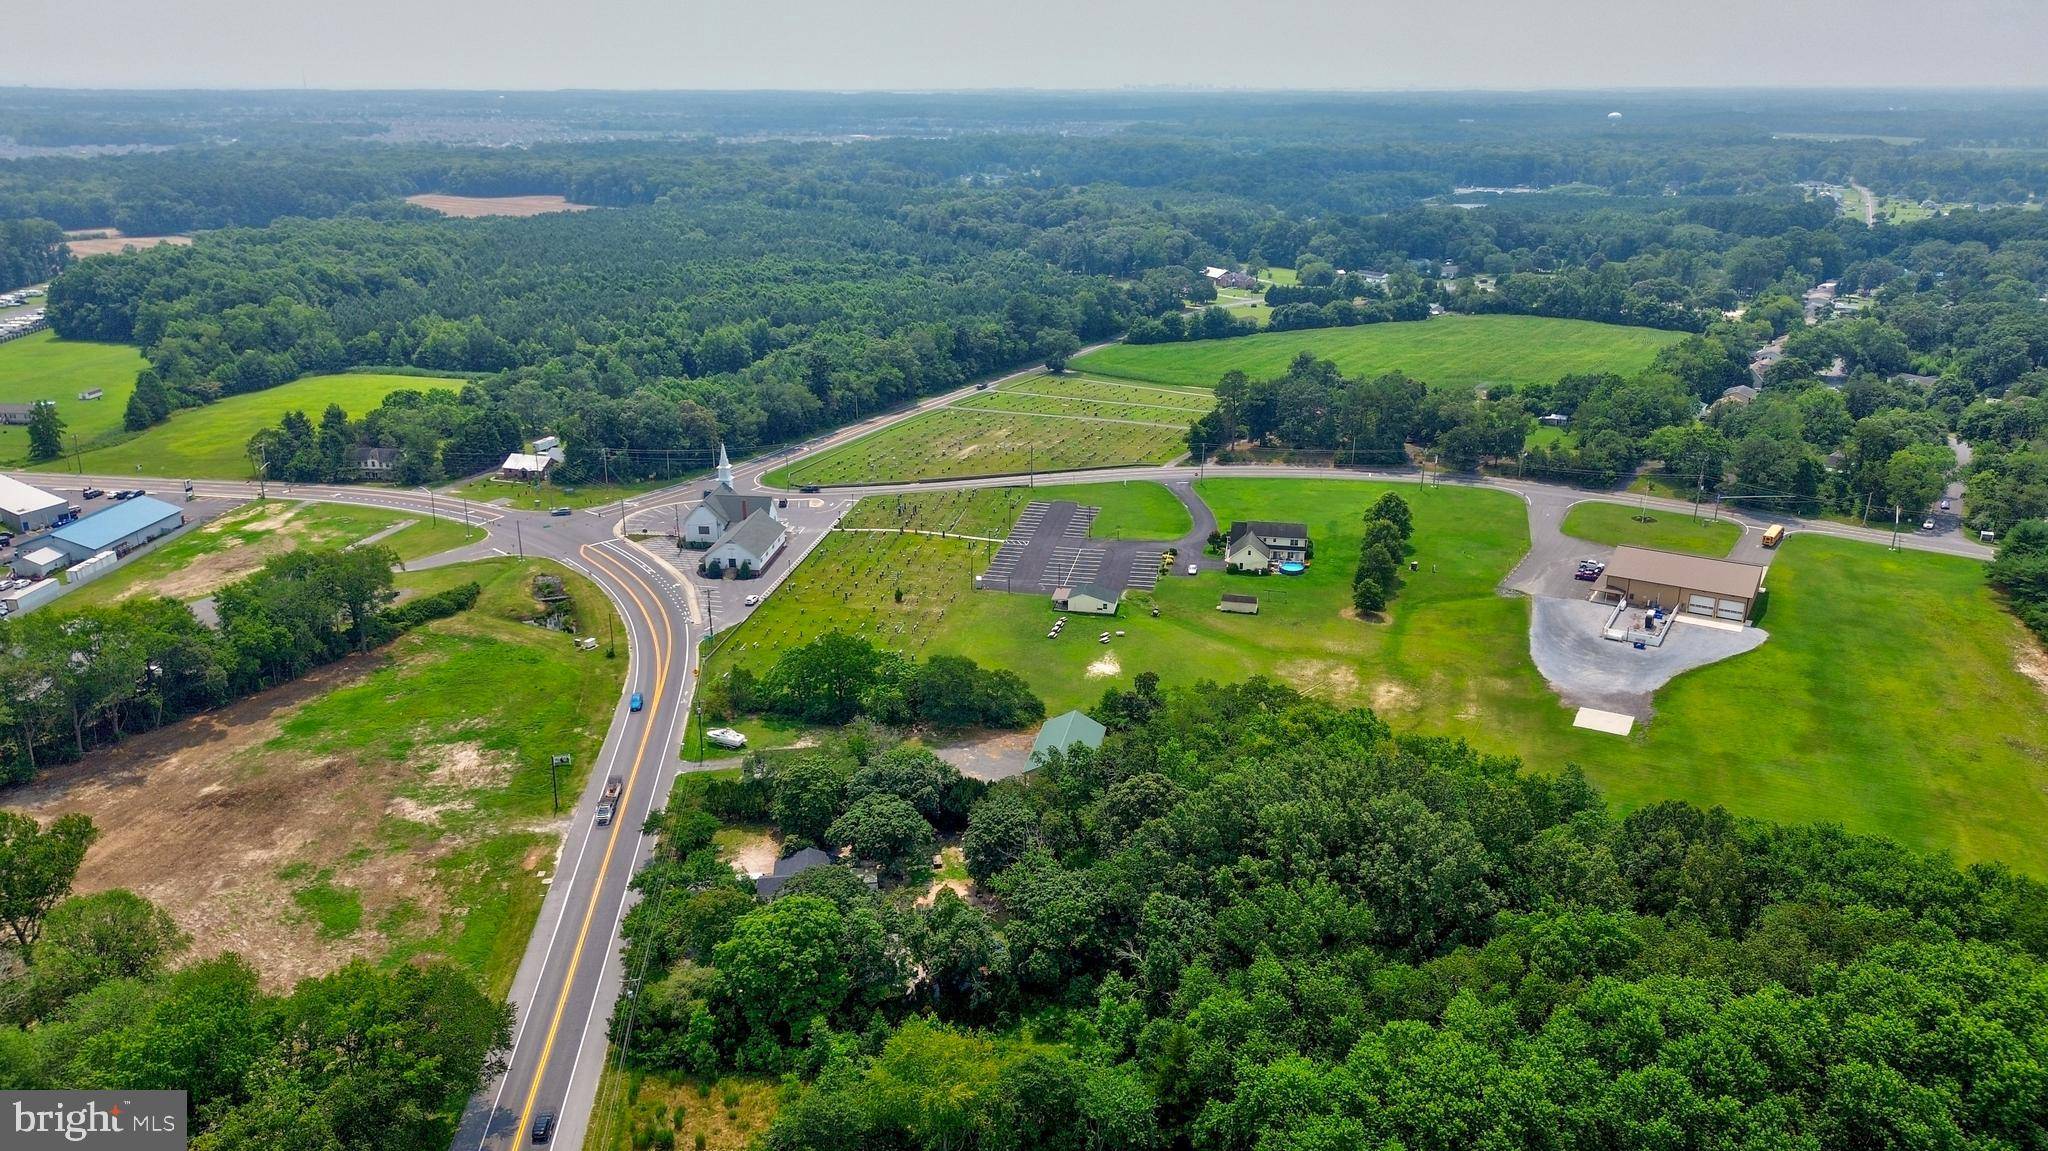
[425,487,437,524]
[514,518,524,558]
[1890,505,1901,551]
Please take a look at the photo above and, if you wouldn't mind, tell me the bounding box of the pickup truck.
[594,801,615,826]
[603,776,624,801]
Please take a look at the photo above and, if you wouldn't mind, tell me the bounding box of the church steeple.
[716,442,733,489]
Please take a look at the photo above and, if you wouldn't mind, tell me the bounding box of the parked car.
[1922,518,1937,531]
[81,486,103,499]
[112,489,133,500]
[799,485,821,493]
[1940,499,1951,511]
[1573,567,1600,581]
[743,593,759,606]
[706,727,748,750]
[629,692,644,712]
[1186,563,1198,576]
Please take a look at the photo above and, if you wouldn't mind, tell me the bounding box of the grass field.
[0,331,147,466]
[448,473,674,512]
[1560,500,1740,557]
[591,1068,778,1151]
[33,372,456,479]
[56,499,484,610]
[704,478,2048,873]
[1075,314,1685,391]
[768,372,1208,486]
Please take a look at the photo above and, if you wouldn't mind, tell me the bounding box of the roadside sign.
[550,754,571,767]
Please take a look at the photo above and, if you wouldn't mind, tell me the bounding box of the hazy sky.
[10,0,2048,90]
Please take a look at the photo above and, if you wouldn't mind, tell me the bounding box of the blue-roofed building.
[41,495,184,562]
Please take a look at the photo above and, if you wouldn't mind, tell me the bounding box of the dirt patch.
[954,444,982,461]
[720,828,784,878]
[1370,679,1419,713]
[424,741,515,791]
[63,232,192,257]
[0,651,484,991]
[405,193,596,218]
[2016,635,2048,698]
[1274,659,1367,703]
[1086,651,1122,678]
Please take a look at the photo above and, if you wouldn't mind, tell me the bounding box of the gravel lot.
[1529,597,1767,717]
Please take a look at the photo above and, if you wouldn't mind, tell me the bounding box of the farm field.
[4,557,626,993]
[33,372,450,479]
[1075,314,1685,390]
[62,229,194,257]
[706,478,2048,873]
[769,372,1206,485]
[405,193,598,217]
[56,499,484,610]
[0,331,148,466]
[1560,499,1740,557]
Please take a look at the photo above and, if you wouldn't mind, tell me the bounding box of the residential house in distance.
[498,435,566,481]
[1718,384,1759,406]
[753,848,835,899]
[1051,583,1120,615]
[349,447,400,477]
[1202,266,1259,290]
[1538,412,1571,429]
[1225,520,1311,571]
[0,400,53,426]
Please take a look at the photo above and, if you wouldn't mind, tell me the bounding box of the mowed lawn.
[1573,535,2048,872]
[58,499,484,611]
[34,373,450,479]
[706,477,2048,874]
[1076,314,1684,390]
[1561,500,1741,557]
[768,372,1210,486]
[0,331,147,466]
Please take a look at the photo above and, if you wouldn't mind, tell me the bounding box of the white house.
[1225,520,1310,570]
[681,444,781,548]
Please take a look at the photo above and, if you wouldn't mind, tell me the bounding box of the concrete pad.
[1573,707,1636,735]
[1529,595,1768,717]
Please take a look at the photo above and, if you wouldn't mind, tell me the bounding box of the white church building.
[683,445,787,577]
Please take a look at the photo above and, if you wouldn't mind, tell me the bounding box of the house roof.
[350,447,400,464]
[501,452,554,472]
[19,546,64,566]
[1603,546,1766,601]
[0,474,66,517]
[48,496,181,551]
[700,486,763,525]
[0,402,44,417]
[754,847,835,898]
[1032,709,1106,759]
[710,507,786,559]
[1059,582,1121,603]
[1228,520,1308,544]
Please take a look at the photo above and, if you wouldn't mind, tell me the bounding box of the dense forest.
[617,674,2048,1150]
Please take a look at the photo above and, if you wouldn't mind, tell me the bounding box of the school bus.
[1761,523,1785,548]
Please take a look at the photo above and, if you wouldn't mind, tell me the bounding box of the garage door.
[1717,599,1745,621]
[1685,593,1716,616]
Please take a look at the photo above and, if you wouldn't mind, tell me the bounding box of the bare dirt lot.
[405,193,597,218]
[63,230,194,257]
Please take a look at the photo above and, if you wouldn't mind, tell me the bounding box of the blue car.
[629,692,644,713]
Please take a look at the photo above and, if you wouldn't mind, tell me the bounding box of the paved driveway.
[1529,598,1767,717]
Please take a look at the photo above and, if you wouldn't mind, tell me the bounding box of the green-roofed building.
[1032,709,1106,761]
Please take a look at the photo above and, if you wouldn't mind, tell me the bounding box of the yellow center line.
[510,543,674,1147]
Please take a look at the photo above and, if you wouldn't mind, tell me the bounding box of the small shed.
[1032,709,1106,761]
[1052,583,1120,615]
[1218,592,1259,615]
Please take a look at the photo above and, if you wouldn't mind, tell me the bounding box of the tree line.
[701,631,1045,734]
[0,544,478,782]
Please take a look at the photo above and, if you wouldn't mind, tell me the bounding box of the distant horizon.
[7,84,2048,96]
[9,0,2044,91]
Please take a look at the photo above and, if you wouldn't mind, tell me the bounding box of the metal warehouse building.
[1,473,68,534]
[1599,546,1766,624]
[41,495,185,563]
